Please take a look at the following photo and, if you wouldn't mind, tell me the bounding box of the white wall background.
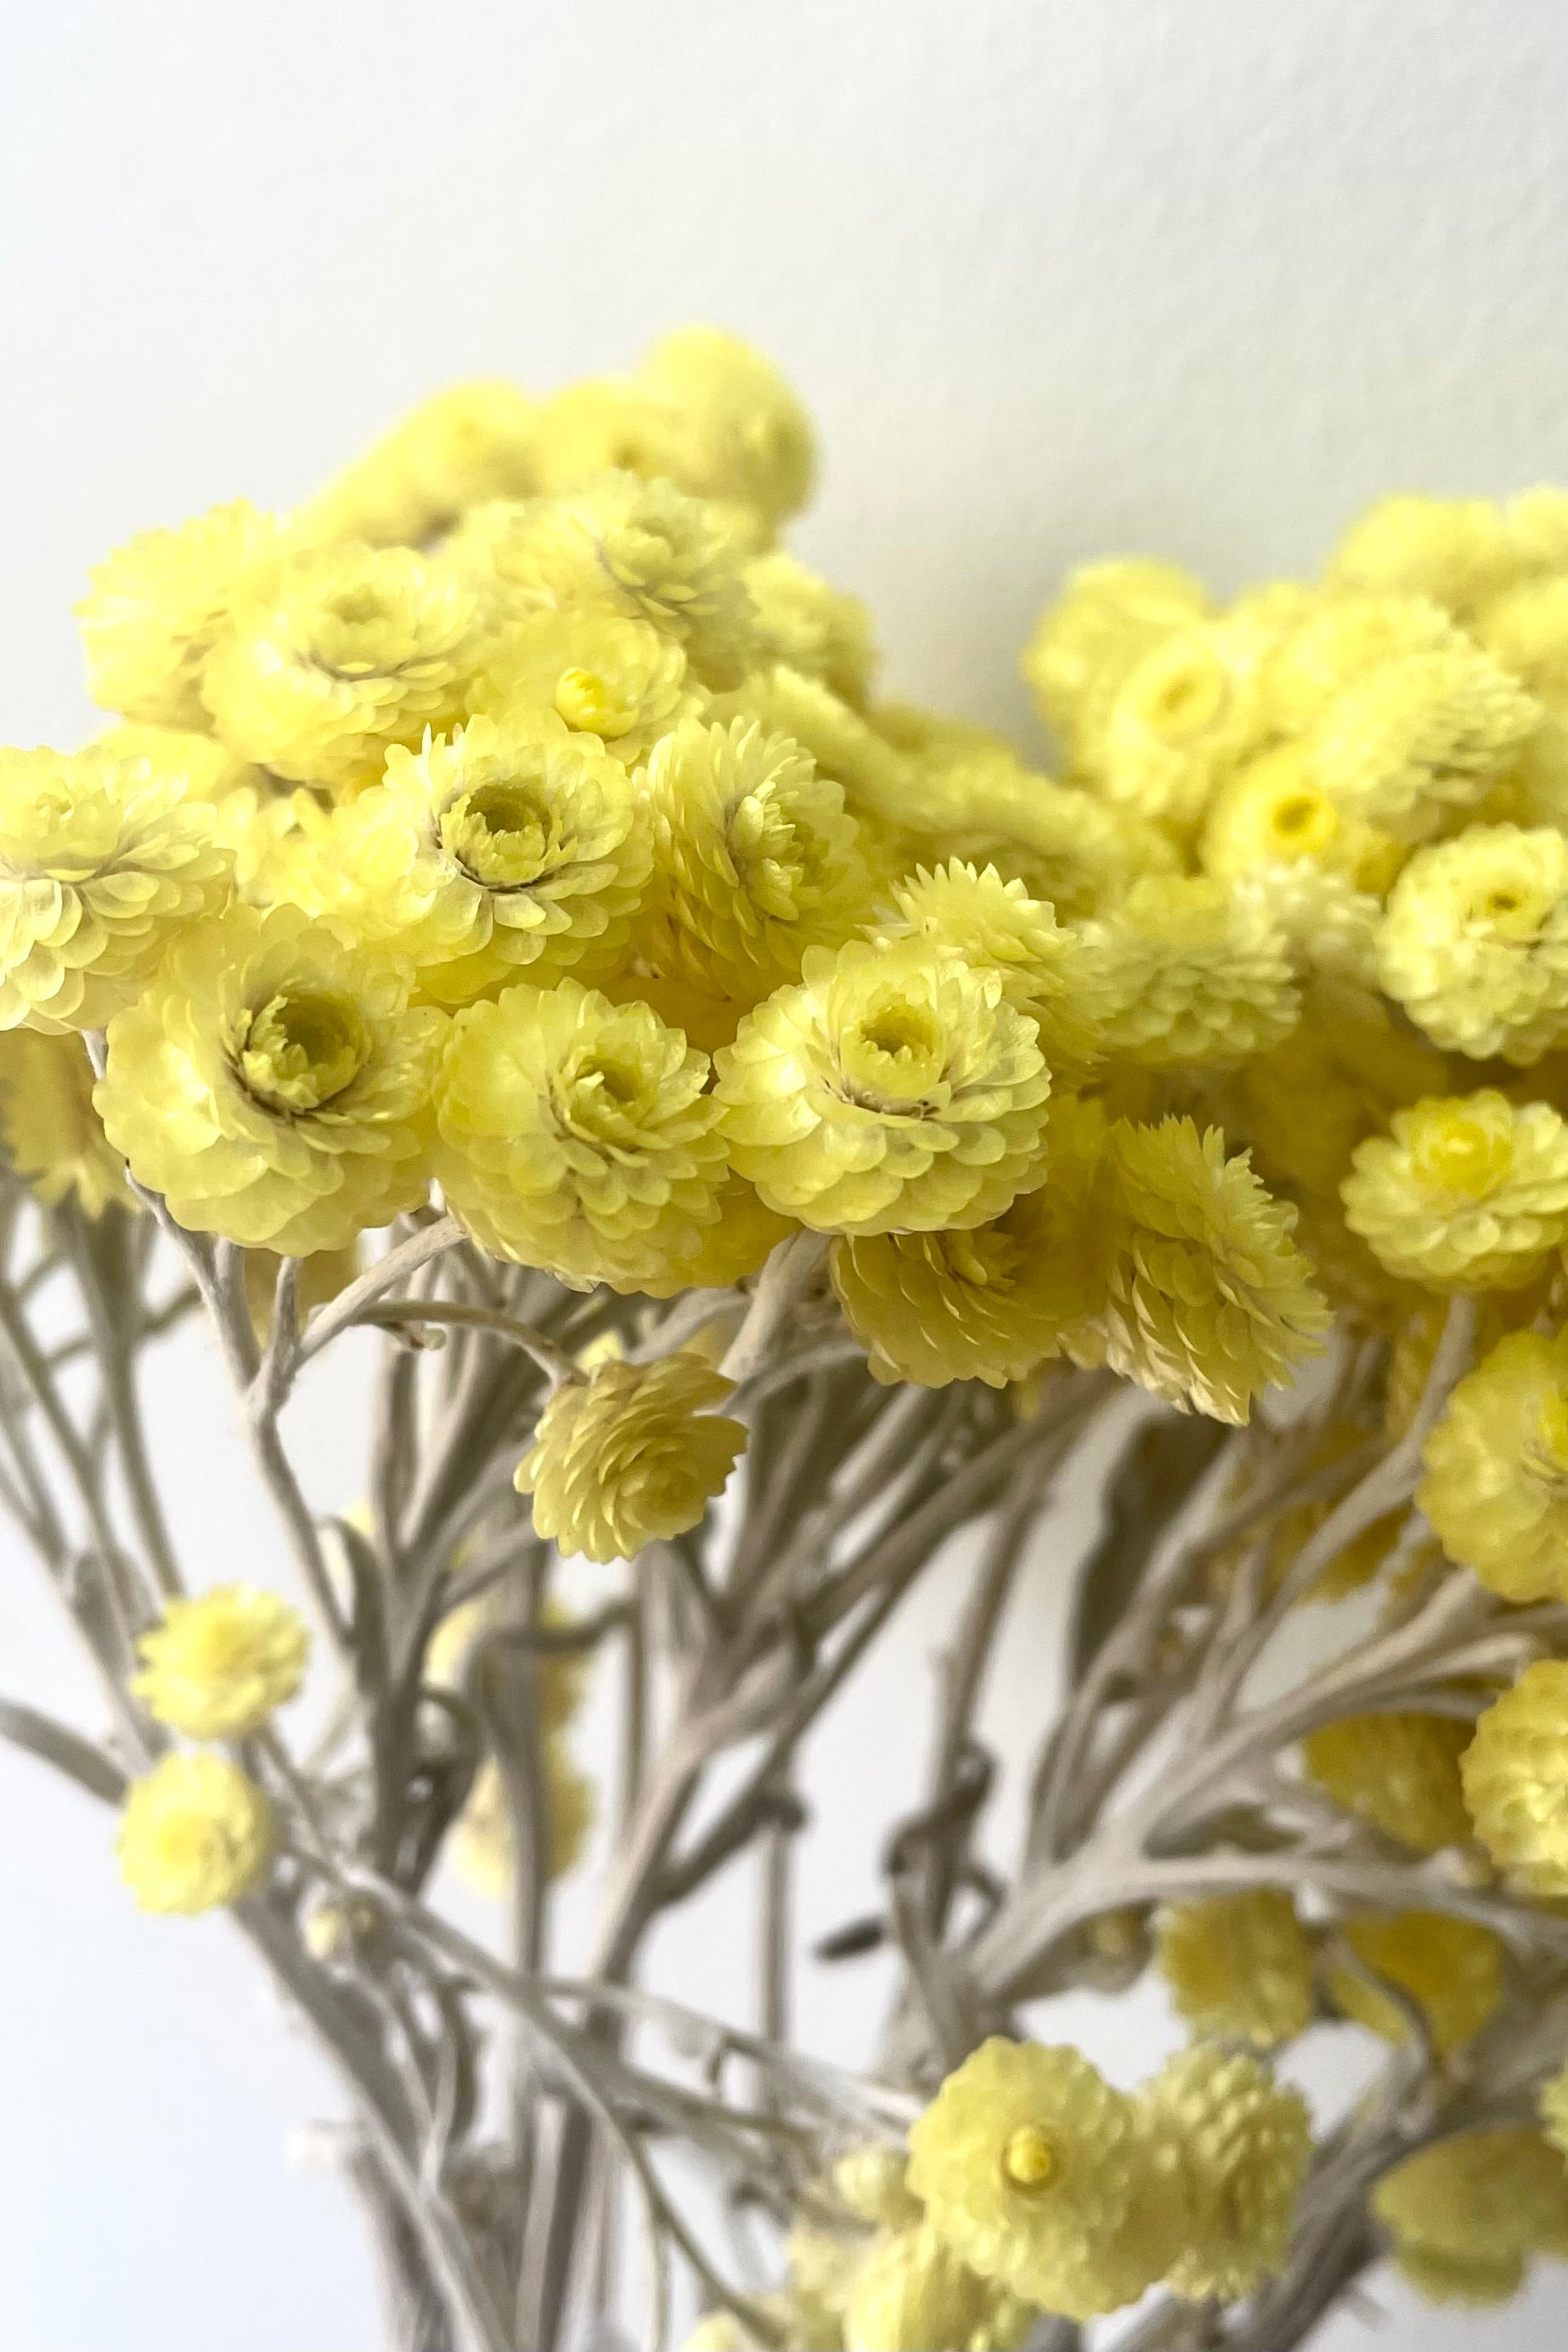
[3,3,1568,2346]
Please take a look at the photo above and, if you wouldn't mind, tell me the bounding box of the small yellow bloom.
[715,936,1052,1236]
[0,747,230,1031]
[1302,1712,1474,1853]
[203,543,486,793]
[516,1355,745,1563]
[293,381,540,548]
[1023,557,1211,758]
[1091,1118,1330,1424]
[1421,1331,1568,1602]
[451,1741,595,1898]
[330,717,651,1001]
[1328,495,1523,620]
[78,501,285,728]
[1155,1892,1315,2050]
[1379,823,1568,1062]
[744,550,874,703]
[433,980,727,1292]
[97,903,443,1255]
[472,604,695,765]
[117,1753,277,1915]
[641,717,869,1008]
[1309,636,1538,843]
[843,2222,1035,2352]
[1327,1910,1501,2056]
[634,326,817,535]
[1143,2045,1311,2304]
[1373,2129,1568,2282]
[906,2038,1175,2321]
[830,1116,1103,1390]
[132,1585,308,1740]
[1462,1662,1568,1892]
[1093,875,1300,1070]
[1341,1091,1568,1290]
[1200,741,1404,893]
[1086,613,1278,832]
[472,470,757,690]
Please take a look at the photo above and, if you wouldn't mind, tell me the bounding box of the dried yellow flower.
[1420,1330,1568,1601]
[716,937,1052,1236]
[1302,1712,1474,1853]
[516,1356,745,1562]
[1341,1091,1568,1290]
[1462,1662,1568,1892]
[1327,1910,1502,2055]
[907,2038,1174,2321]
[132,1585,308,1740]
[1155,1892,1315,2050]
[117,1754,277,1915]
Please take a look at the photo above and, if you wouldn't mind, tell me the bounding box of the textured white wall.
[3,3,1568,2346]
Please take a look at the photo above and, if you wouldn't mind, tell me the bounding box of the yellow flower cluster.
[902,2034,1310,2321]
[5,334,1377,1443]
[116,1584,308,1915]
[1155,1890,1316,2050]
[516,1355,745,1562]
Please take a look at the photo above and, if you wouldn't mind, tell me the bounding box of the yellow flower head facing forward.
[132,1584,309,1740]
[634,326,817,533]
[1142,2045,1311,2304]
[516,1356,746,1563]
[1327,1909,1502,2056]
[471,603,697,765]
[877,860,1117,1086]
[1302,1711,1475,1853]
[433,980,727,1292]
[744,550,875,704]
[293,381,541,549]
[96,902,443,1255]
[1022,557,1212,757]
[334,719,651,1001]
[1093,875,1300,1070]
[117,1753,277,1915]
[642,717,869,1007]
[77,500,285,729]
[0,747,231,1031]
[715,936,1052,1236]
[1379,823,1568,1063]
[1462,1661,1568,1892]
[202,543,487,793]
[451,1741,595,1898]
[1421,1331,1568,1602]
[0,1029,134,1217]
[1200,741,1406,895]
[842,2222,1035,2352]
[1091,1118,1331,1424]
[475,470,759,689]
[830,1104,1106,1390]
[1154,1891,1315,2051]
[905,2037,1176,2321]
[1341,1090,1568,1291]
[1373,2128,1568,2272]
[1085,613,1277,833]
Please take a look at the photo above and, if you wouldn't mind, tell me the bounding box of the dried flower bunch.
[8,334,1568,2350]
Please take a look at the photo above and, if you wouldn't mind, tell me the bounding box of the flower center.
[555,665,635,738]
[556,1050,645,1139]
[441,781,555,889]
[1409,1109,1512,1200]
[1001,2125,1058,2192]
[1470,879,1547,942]
[235,990,369,1115]
[1267,788,1338,855]
[841,999,946,1108]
